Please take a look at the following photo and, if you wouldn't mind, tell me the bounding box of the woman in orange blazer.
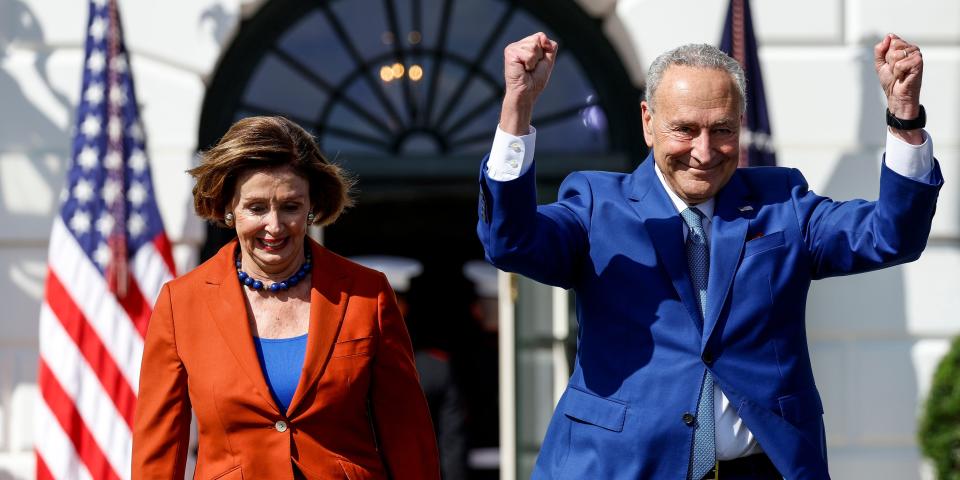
[132,116,440,480]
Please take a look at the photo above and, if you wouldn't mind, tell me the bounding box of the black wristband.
[886,104,926,130]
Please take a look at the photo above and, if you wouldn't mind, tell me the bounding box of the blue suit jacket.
[477,153,942,479]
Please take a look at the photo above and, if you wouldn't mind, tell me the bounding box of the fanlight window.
[223,0,615,157]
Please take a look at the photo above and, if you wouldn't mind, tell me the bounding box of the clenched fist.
[874,33,924,143]
[499,32,558,135]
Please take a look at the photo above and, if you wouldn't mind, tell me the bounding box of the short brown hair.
[189,116,354,227]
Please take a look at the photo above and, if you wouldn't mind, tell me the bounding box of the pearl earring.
[224,212,234,227]
[306,212,316,224]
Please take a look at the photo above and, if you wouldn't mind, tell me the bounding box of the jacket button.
[682,413,695,426]
[702,352,714,365]
[275,420,288,432]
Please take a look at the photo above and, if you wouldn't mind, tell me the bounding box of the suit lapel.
[286,240,350,417]
[702,172,751,347]
[206,241,278,412]
[627,158,703,331]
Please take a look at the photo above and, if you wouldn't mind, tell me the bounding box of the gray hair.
[645,43,746,114]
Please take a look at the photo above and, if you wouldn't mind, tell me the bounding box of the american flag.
[35,0,176,478]
[719,0,777,167]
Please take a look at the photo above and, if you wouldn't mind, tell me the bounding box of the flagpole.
[107,0,128,297]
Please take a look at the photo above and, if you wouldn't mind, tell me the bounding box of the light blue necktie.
[681,207,715,480]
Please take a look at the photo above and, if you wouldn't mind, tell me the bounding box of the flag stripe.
[132,237,175,310]
[152,233,177,278]
[116,271,153,338]
[48,217,145,391]
[35,399,95,480]
[44,271,137,427]
[38,360,122,480]
[35,452,55,480]
[39,305,132,479]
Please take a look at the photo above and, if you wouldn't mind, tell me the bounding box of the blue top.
[253,334,308,413]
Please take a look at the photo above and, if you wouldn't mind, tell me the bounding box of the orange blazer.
[132,239,440,480]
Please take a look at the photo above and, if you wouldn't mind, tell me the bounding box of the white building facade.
[0,0,957,478]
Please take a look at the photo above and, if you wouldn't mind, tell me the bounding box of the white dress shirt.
[486,125,934,458]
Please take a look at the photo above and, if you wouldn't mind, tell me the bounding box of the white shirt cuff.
[486,126,537,182]
[884,128,934,179]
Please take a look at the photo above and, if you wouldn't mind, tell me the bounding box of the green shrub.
[920,335,960,479]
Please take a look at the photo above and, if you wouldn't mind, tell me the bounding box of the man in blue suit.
[478,32,941,479]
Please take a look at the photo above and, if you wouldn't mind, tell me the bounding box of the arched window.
[201,0,642,160]
[200,0,643,262]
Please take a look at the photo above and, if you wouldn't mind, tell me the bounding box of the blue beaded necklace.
[236,249,312,293]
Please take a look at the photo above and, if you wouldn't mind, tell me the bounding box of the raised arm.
[478,33,594,288]
[798,34,942,278]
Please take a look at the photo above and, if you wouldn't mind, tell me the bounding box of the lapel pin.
[738,205,754,212]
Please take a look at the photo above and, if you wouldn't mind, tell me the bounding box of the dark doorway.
[324,191,483,267]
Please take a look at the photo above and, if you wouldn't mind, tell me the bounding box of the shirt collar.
[653,161,716,219]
